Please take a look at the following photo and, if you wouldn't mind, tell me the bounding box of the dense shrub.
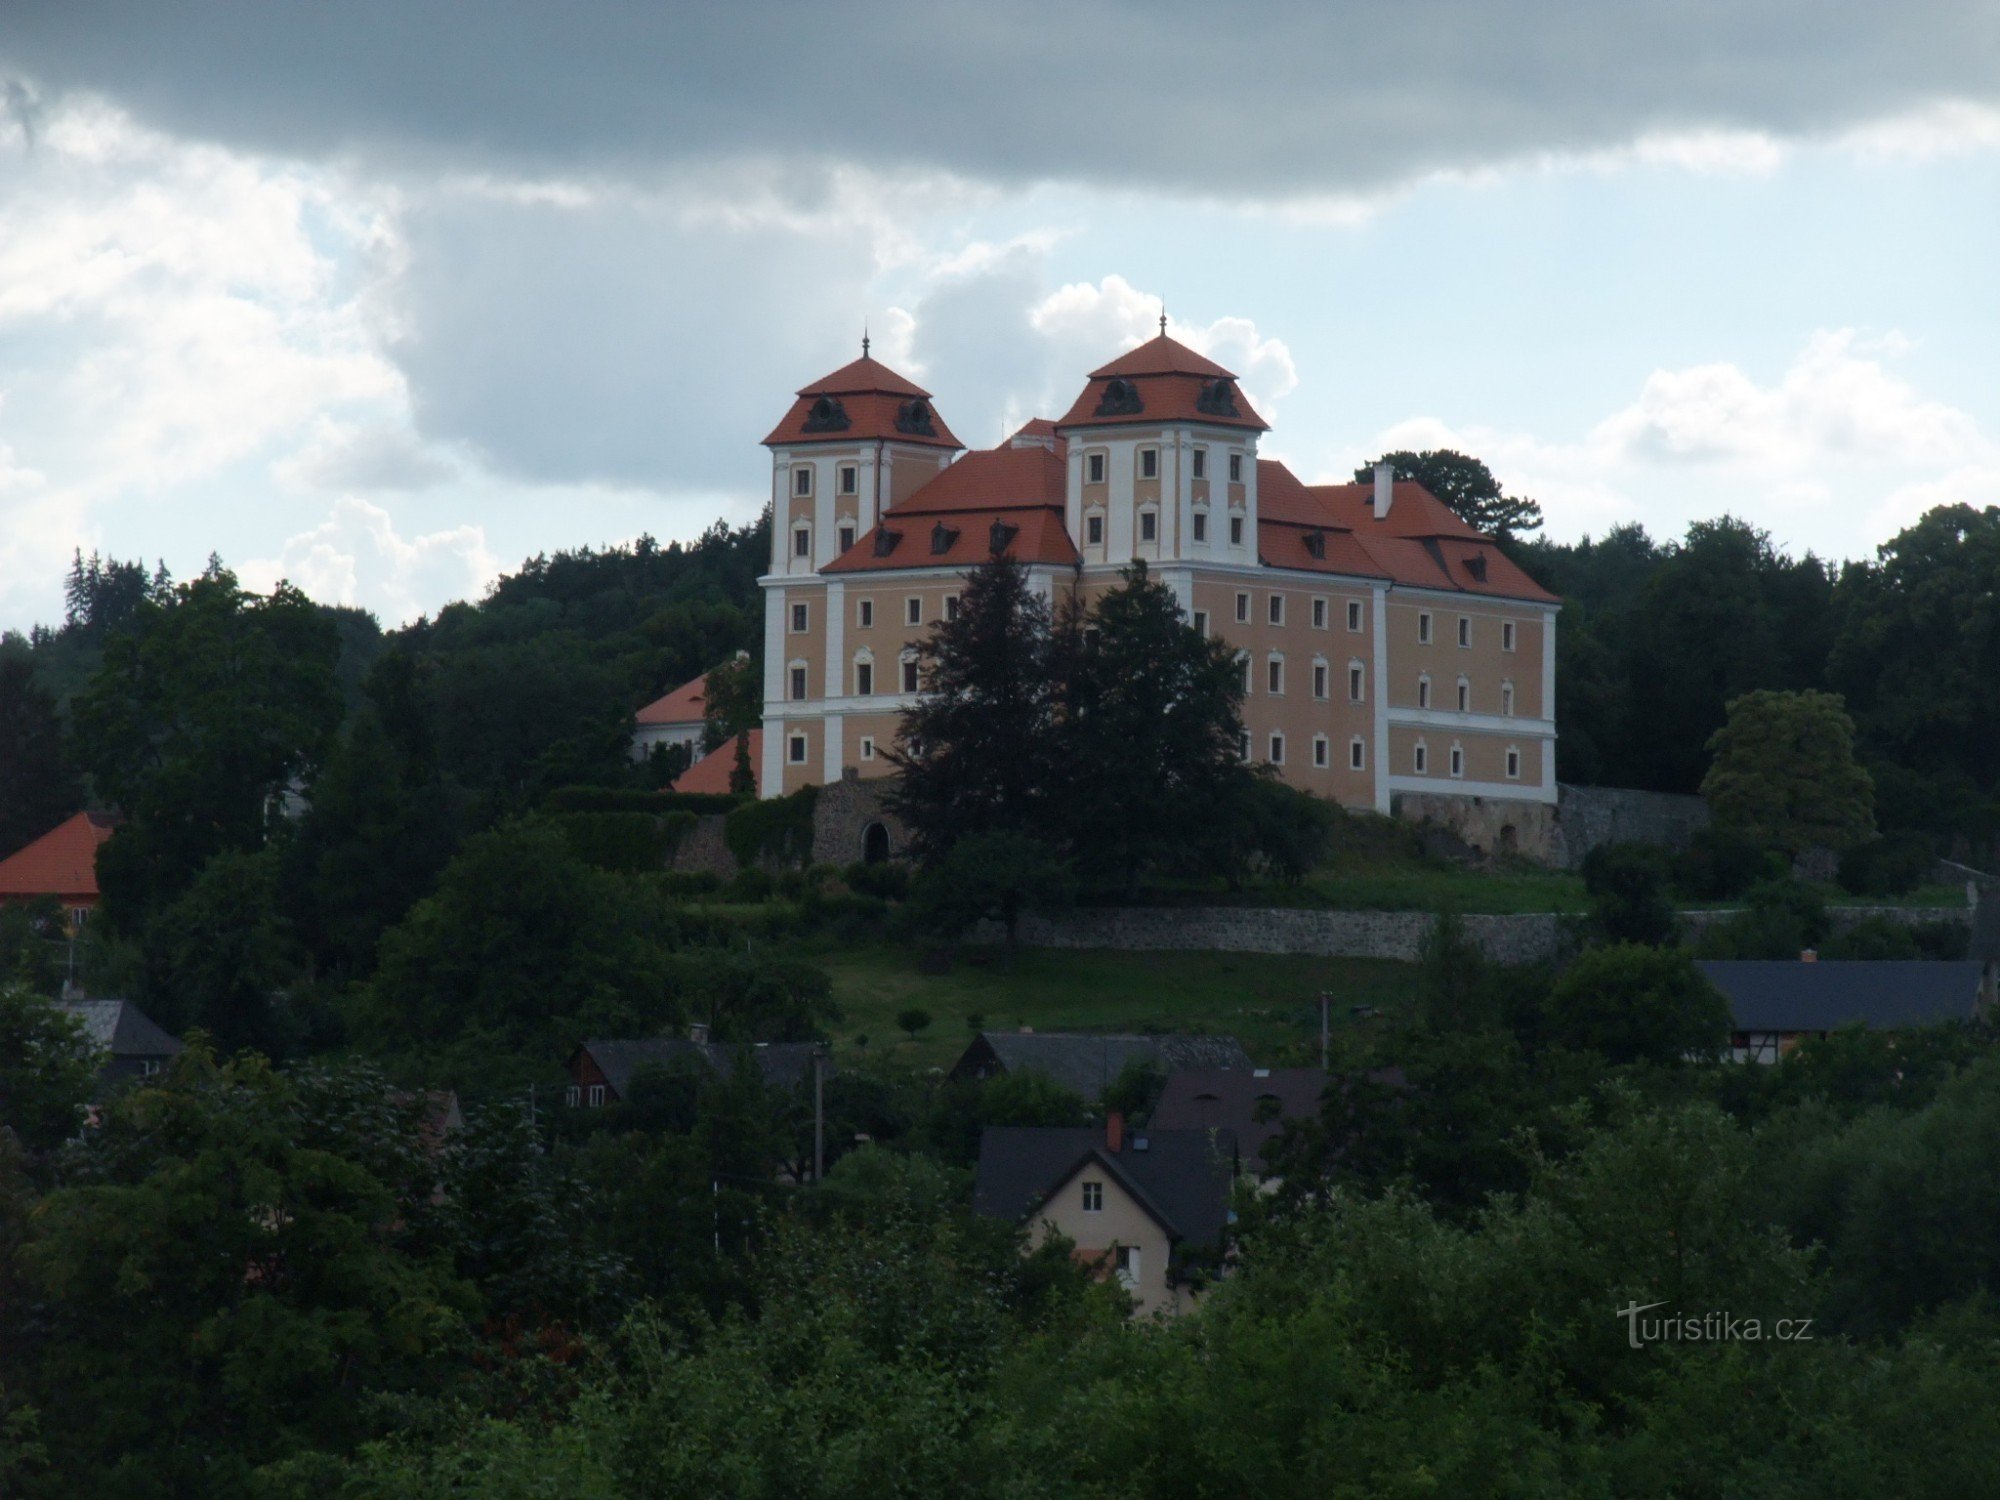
[545,785,745,816]
[1837,831,1936,897]
[1670,825,1784,900]
[1695,877,1830,959]
[655,870,725,900]
[845,860,911,900]
[723,784,819,870]
[550,809,697,872]
[1582,841,1677,946]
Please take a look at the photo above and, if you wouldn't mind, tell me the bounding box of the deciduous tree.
[1701,689,1875,855]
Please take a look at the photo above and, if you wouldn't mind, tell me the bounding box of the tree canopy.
[1355,448,1544,536]
[1701,689,1876,855]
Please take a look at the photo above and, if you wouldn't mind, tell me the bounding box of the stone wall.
[1391,791,1561,864]
[809,771,910,868]
[1551,784,1710,870]
[968,901,1972,965]
[668,815,736,878]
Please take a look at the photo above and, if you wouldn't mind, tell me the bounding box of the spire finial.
[1159,306,1168,337]
[862,325,870,357]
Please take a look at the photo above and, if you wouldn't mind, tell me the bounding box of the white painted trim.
[1386,774,1559,806]
[822,711,843,781]
[1386,707,1557,739]
[1371,584,1390,813]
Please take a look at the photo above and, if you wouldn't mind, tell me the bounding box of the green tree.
[1546,944,1730,1066]
[908,831,1075,958]
[701,650,761,795]
[1581,841,1678,946]
[888,554,1062,862]
[0,986,98,1152]
[144,847,300,1054]
[1355,449,1543,536]
[0,650,81,858]
[73,567,343,925]
[1701,689,1876,855]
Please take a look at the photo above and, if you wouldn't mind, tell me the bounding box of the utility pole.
[1318,991,1331,1071]
[812,1045,826,1183]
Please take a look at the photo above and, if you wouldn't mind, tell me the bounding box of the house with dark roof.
[0,812,118,927]
[753,329,1560,832]
[1696,959,1987,1064]
[566,1029,820,1108]
[58,999,181,1089]
[1152,1067,1326,1171]
[974,1114,1238,1316]
[947,1030,1253,1103]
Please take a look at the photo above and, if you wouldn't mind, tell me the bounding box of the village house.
[753,330,1559,831]
[974,1114,1237,1317]
[0,811,117,930]
[566,1029,820,1108]
[1697,958,1988,1063]
[1151,1066,1326,1173]
[631,672,711,764]
[57,998,182,1092]
[947,1029,1252,1103]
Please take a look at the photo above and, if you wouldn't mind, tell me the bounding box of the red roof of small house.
[0,812,117,905]
[764,354,960,449]
[637,674,708,727]
[671,732,760,794]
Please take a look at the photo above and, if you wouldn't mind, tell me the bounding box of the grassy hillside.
[813,940,1422,1071]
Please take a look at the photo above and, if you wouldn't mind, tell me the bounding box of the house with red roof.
[0,812,117,927]
[755,327,1560,831]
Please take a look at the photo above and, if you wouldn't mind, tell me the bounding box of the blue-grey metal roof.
[972,1125,1238,1250]
[57,999,181,1058]
[949,1031,1253,1101]
[1696,960,1983,1032]
[574,1037,819,1098]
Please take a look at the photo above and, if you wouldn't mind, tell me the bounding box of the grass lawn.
[1301,864,1590,914]
[1823,883,1970,910]
[813,941,1421,1071]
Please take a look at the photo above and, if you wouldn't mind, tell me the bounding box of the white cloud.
[275,417,457,492]
[241,496,500,623]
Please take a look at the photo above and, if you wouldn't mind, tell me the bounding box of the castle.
[755,328,1558,825]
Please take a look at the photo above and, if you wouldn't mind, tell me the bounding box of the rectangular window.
[860,736,876,761]
[1192,609,1208,636]
[1313,662,1328,699]
[1086,514,1104,545]
[1414,743,1428,774]
[1312,597,1327,629]
[1267,658,1283,695]
[1350,738,1366,771]
[1313,736,1329,768]
[1230,516,1245,545]
[905,597,922,625]
[788,733,807,764]
[1239,730,1251,760]
[1234,591,1250,623]
[1418,611,1433,645]
[794,528,810,557]
[793,467,812,496]
[1193,448,1207,479]
[1506,747,1521,779]
[565,1085,580,1107]
[1140,447,1158,479]
[1503,683,1515,716]
[1418,678,1431,709]
[1228,452,1243,483]
[588,1084,606,1107]
[1192,511,1207,542]
[902,658,919,693]
[1269,733,1284,764]
[1238,657,1251,695]
[1457,680,1469,712]
[1082,1181,1104,1212]
[1140,510,1157,542]
[1458,616,1471,648]
[1347,599,1364,632]
[1450,745,1465,778]
[1268,594,1284,626]
[1503,620,1517,652]
[1087,453,1106,484]
[945,595,960,621]
[838,524,855,552]
[791,602,808,633]
[838,464,857,495]
[855,661,873,696]
[790,666,807,700]
[1349,664,1364,702]
[858,598,874,628]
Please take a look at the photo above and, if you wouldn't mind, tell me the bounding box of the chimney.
[1372,461,1394,520]
[1800,949,1818,964]
[1106,1111,1124,1153]
[688,1021,711,1044]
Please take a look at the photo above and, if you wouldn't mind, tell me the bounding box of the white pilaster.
[1372,584,1391,814]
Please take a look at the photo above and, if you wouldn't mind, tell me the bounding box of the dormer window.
[802,396,849,433]
[1304,530,1326,560]
[873,527,902,558]
[930,522,960,556]
[989,519,1018,554]
[895,399,936,437]
[1195,377,1239,417]
[1095,377,1143,417]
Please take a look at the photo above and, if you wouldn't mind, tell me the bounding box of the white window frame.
[1417,674,1431,710]
[860,736,876,761]
[1192,508,1208,543]
[1268,593,1285,626]
[1087,452,1107,484]
[858,598,874,628]
[1347,599,1364,633]
[1140,446,1159,480]
[1458,616,1471,649]
[1502,679,1515,717]
[1192,447,1208,479]
[588,1083,606,1107]
[838,523,855,553]
[1312,597,1328,630]
[854,655,874,696]
[793,526,811,558]
[905,596,922,626]
[1192,609,1209,636]
[1414,740,1428,775]
[790,602,809,633]
[1505,745,1521,780]
[900,654,920,693]
[1456,676,1470,713]
[1235,591,1251,624]
[1082,1180,1104,1212]
[1418,611,1433,645]
[1312,658,1329,700]
[1313,734,1329,768]
[788,733,808,765]
[1267,654,1284,696]
[1085,511,1105,547]
[1269,732,1285,765]
[1450,742,1465,779]
[1349,736,1366,771]
[1502,619,1517,652]
[945,595,960,622]
[1228,452,1243,483]
[838,463,858,495]
[1139,507,1158,543]
[789,663,808,701]
[1348,661,1365,703]
[1230,515,1245,546]
[793,466,812,497]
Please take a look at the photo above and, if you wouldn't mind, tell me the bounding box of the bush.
[724,867,775,903]
[723,784,819,870]
[1696,877,1830,959]
[1671,826,1783,901]
[654,870,724,900]
[1837,832,1935,898]
[845,860,911,901]
[1546,943,1731,1065]
[550,809,697,873]
[1582,842,1677,947]
[545,785,745,816]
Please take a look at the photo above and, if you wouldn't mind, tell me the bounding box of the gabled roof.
[1152,1067,1327,1164]
[1312,480,1486,541]
[974,1125,1238,1249]
[1303,479,1559,603]
[0,812,117,902]
[636,673,707,727]
[58,999,182,1059]
[1005,418,1063,450]
[1696,960,1985,1032]
[670,731,758,794]
[1254,460,1390,580]
[949,1031,1253,1102]
[572,1036,819,1097]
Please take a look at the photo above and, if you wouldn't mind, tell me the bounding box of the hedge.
[550,809,699,873]
[724,784,819,870]
[544,785,746,817]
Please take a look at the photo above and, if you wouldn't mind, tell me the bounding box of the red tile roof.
[826,507,1080,574]
[1090,333,1235,380]
[797,354,930,399]
[1309,481,1487,542]
[763,391,962,450]
[892,445,1067,514]
[670,732,760,794]
[1005,418,1063,450]
[636,673,707,726]
[1055,372,1268,433]
[0,812,116,904]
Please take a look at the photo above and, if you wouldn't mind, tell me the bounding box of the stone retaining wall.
[969,901,1972,964]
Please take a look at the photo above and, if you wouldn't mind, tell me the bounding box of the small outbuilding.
[1696,959,1986,1064]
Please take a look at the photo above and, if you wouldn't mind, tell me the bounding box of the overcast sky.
[3,2,1997,631]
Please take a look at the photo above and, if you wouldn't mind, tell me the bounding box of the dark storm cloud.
[7,1,1998,194]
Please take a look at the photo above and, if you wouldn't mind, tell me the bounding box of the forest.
[2,478,1999,1496]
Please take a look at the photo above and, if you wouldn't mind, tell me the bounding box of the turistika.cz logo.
[1616,1301,1814,1349]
